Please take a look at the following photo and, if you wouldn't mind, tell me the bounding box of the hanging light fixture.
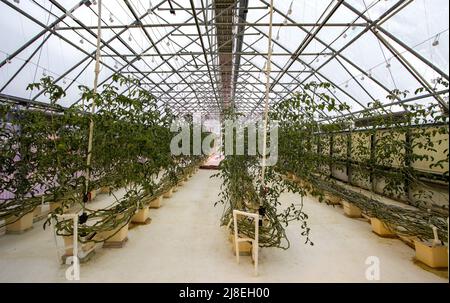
[386,59,391,69]
[276,28,280,41]
[361,74,365,81]
[345,82,349,88]
[432,34,440,46]
[13,0,19,3]
[287,1,293,15]
[368,69,372,78]
[128,34,132,42]
[343,33,347,39]
[148,0,153,14]
[63,78,67,84]
[80,38,84,44]
[43,69,47,76]
[109,13,114,23]
[168,0,175,15]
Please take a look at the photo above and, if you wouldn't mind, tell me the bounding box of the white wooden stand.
[233,209,259,276]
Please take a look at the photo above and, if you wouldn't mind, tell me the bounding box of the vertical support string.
[260,0,274,205]
[84,0,103,206]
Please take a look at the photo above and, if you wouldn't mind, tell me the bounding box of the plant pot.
[324,193,341,205]
[399,235,418,248]
[100,186,110,194]
[371,218,396,237]
[89,190,97,201]
[414,240,448,268]
[229,232,253,256]
[342,201,362,218]
[102,223,129,248]
[50,202,62,212]
[0,221,5,236]
[6,212,34,234]
[164,189,174,198]
[63,235,96,256]
[132,207,150,224]
[149,196,162,209]
[297,179,309,188]
[33,205,42,217]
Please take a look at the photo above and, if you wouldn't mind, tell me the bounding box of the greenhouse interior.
[0,0,448,284]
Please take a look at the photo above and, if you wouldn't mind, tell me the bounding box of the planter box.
[371,218,396,237]
[33,205,42,217]
[342,201,362,218]
[63,236,96,256]
[229,232,252,256]
[132,207,150,224]
[163,188,173,198]
[414,240,448,268]
[149,196,162,209]
[324,193,341,205]
[297,179,309,188]
[399,235,418,248]
[0,220,6,236]
[6,212,34,234]
[89,190,97,201]
[100,186,110,194]
[50,202,62,212]
[102,223,129,248]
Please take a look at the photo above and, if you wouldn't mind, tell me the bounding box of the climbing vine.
[0,74,207,244]
[271,79,449,242]
[213,109,313,249]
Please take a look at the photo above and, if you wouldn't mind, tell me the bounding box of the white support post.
[51,214,78,261]
[233,209,260,276]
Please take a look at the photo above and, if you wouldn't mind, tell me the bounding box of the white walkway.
[0,170,446,282]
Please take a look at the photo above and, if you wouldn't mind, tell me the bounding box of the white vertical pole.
[85,0,103,200]
[72,215,78,259]
[260,0,275,202]
[234,211,240,264]
[254,213,259,276]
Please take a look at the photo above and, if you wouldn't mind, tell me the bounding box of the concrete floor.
[0,170,447,283]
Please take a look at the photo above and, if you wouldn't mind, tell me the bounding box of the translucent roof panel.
[0,0,447,119]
